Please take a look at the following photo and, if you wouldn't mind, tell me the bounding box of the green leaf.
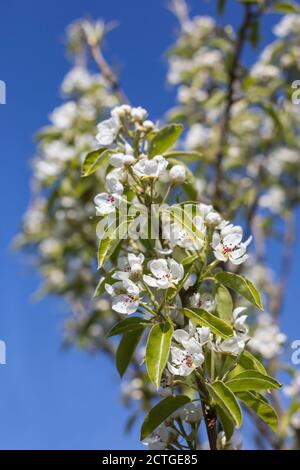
[107,317,151,337]
[215,272,263,310]
[116,328,144,377]
[140,395,190,440]
[236,391,278,432]
[164,150,202,161]
[182,308,233,339]
[273,2,299,13]
[239,351,267,375]
[81,148,111,177]
[226,370,281,393]
[148,124,183,158]
[146,322,174,389]
[182,254,198,266]
[216,405,234,440]
[93,271,115,298]
[97,219,129,269]
[207,381,242,427]
[215,284,233,323]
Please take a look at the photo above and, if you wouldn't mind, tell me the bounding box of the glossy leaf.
[116,328,144,377]
[215,284,233,323]
[146,322,174,388]
[148,124,183,158]
[183,308,233,339]
[140,395,190,440]
[226,370,281,393]
[81,148,111,177]
[207,380,242,427]
[107,317,152,337]
[236,391,278,432]
[215,272,263,310]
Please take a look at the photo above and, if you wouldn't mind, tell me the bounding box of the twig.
[213,4,255,209]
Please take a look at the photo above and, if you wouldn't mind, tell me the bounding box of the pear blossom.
[216,334,246,356]
[189,292,216,312]
[105,279,140,314]
[111,104,132,119]
[169,164,186,183]
[143,424,175,450]
[133,155,168,178]
[168,343,204,376]
[249,313,286,359]
[233,307,248,336]
[291,410,300,429]
[105,168,125,195]
[166,222,203,250]
[185,123,213,149]
[94,192,120,215]
[110,152,136,168]
[112,253,144,281]
[50,101,77,128]
[283,373,300,397]
[61,66,96,94]
[212,224,252,265]
[131,106,148,121]
[96,116,120,146]
[143,258,184,289]
[172,402,202,423]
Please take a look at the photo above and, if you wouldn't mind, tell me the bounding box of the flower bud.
[169,164,186,183]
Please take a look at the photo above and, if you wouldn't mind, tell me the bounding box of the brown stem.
[213,4,254,209]
[90,44,129,104]
[196,375,218,449]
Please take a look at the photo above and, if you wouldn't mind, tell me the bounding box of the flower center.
[182,355,194,368]
[107,195,115,204]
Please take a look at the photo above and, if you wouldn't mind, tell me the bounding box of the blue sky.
[0,0,299,450]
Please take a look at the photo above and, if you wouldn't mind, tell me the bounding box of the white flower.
[111,104,132,119]
[131,106,148,121]
[110,152,136,168]
[96,117,120,146]
[233,307,248,336]
[183,273,197,290]
[291,410,300,429]
[143,258,184,289]
[113,253,144,281]
[105,279,140,314]
[50,101,77,128]
[185,123,213,149]
[217,431,242,450]
[273,14,300,38]
[166,222,203,251]
[143,424,174,450]
[212,224,252,265]
[61,66,95,94]
[172,402,202,423]
[133,155,168,178]
[169,165,186,183]
[105,168,125,195]
[168,344,204,376]
[251,63,280,81]
[216,335,246,356]
[259,187,285,214]
[189,292,216,312]
[94,192,120,215]
[283,373,300,397]
[44,141,74,162]
[249,313,286,359]
[197,203,222,226]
